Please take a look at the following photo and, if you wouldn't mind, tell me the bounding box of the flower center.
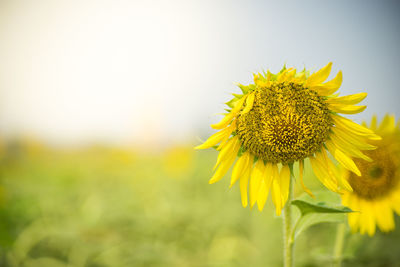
[348,147,399,200]
[236,82,333,164]
[369,166,383,179]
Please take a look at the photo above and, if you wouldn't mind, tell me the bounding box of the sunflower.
[196,63,380,215]
[341,114,400,236]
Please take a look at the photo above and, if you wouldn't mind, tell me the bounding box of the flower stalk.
[333,223,346,267]
[283,165,295,267]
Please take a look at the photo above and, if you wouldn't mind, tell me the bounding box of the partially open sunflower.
[196,63,380,215]
[342,114,400,236]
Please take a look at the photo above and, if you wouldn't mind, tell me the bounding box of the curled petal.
[241,92,255,114]
[326,92,367,105]
[305,62,332,87]
[195,122,236,149]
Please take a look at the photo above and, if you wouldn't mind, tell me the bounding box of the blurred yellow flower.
[163,145,194,178]
[342,114,400,236]
[196,63,380,215]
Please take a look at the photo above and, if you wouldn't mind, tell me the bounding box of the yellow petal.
[195,122,236,149]
[360,201,376,236]
[257,162,275,211]
[370,114,377,131]
[326,92,367,105]
[270,181,281,214]
[241,92,255,114]
[209,152,237,184]
[270,164,284,215]
[256,80,270,88]
[231,94,248,113]
[310,155,339,192]
[256,179,268,211]
[211,95,248,129]
[213,136,240,170]
[240,166,252,207]
[378,114,396,133]
[299,160,314,198]
[277,68,296,82]
[263,162,275,190]
[331,127,376,151]
[293,72,306,83]
[329,103,366,114]
[305,62,332,87]
[325,140,361,176]
[333,115,381,140]
[230,151,251,187]
[319,148,352,192]
[286,69,296,80]
[334,115,375,135]
[310,70,342,96]
[347,213,360,232]
[277,69,289,82]
[326,159,352,192]
[217,132,233,151]
[391,192,400,215]
[279,165,291,206]
[339,171,352,192]
[374,201,394,232]
[329,134,372,162]
[211,113,235,130]
[253,73,260,83]
[346,195,360,232]
[218,120,237,150]
[250,160,265,207]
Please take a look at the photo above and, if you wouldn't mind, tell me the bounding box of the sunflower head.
[342,115,400,236]
[236,77,333,165]
[197,63,380,215]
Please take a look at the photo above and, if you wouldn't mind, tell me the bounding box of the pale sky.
[0,0,399,146]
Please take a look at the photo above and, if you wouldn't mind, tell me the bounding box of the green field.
[0,139,399,267]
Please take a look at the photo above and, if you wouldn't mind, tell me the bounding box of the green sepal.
[237,83,250,94]
[279,64,287,73]
[237,146,246,157]
[248,84,256,91]
[225,95,241,108]
[232,93,243,98]
[253,156,259,163]
[266,70,277,81]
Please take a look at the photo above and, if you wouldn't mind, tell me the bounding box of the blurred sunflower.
[196,63,380,215]
[342,114,400,236]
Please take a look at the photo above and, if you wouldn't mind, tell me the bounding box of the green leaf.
[292,200,353,217]
[290,192,354,241]
[293,213,347,240]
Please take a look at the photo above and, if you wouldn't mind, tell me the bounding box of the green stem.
[333,223,346,267]
[283,166,295,267]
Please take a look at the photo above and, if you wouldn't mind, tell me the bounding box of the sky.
[0,0,399,146]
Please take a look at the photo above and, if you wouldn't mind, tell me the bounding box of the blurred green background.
[1,138,399,267]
